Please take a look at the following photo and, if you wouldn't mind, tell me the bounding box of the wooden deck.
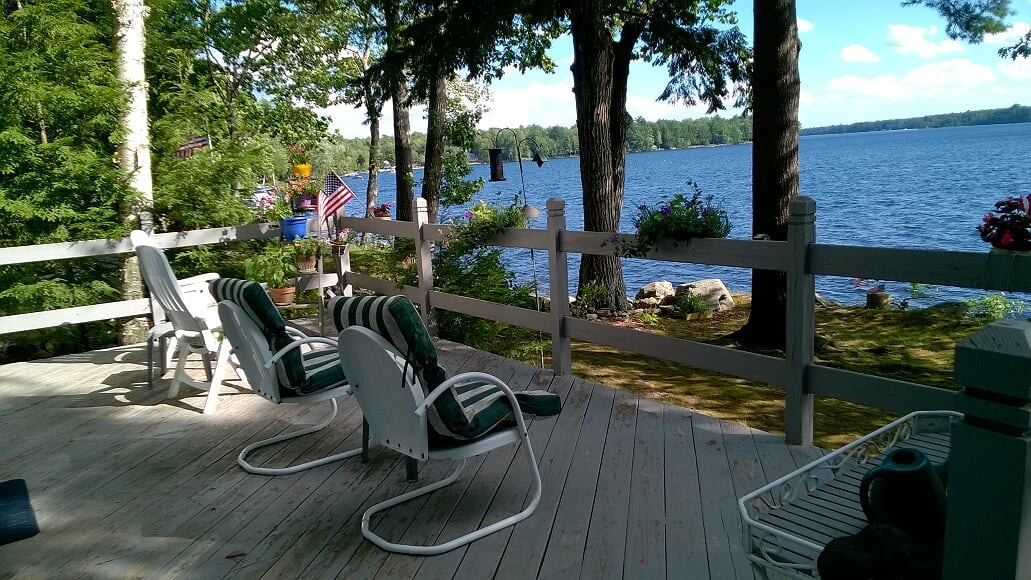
[0,337,826,579]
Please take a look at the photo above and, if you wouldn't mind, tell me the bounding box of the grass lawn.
[533,296,986,449]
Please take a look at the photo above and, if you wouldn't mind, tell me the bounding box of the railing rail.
[5,196,1031,445]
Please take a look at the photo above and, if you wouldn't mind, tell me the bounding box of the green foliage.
[570,280,608,318]
[432,199,536,353]
[441,148,485,208]
[963,292,1026,321]
[614,181,731,258]
[243,241,297,289]
[675,290,709,314]
[635,311,660,325]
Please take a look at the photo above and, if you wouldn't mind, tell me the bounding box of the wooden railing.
[3,196,1031,446]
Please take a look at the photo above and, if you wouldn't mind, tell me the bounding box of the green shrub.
[963,292,1025,321]
[570,280,607,318]
[635,312,660,325]
[675,290,709,314]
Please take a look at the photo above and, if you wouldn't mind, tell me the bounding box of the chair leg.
[237,399,363,475]
[202,341,232,415]
[362,418,370,463]
[405,457,419,483]
[168,339,191,399]
[361,436,544,555]
[147,336,156,389]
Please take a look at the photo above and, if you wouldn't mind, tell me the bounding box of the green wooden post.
[944,319,1031,579]
[785,196,816,445]
[547,198,571,375]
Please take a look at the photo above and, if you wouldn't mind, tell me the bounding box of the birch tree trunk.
[113,0,154,345]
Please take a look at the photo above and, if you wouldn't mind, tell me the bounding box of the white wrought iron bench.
[737,410,962,579]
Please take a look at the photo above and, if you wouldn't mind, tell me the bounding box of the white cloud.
[797,18,814,33]
[841,44,880,63]
[828,59,995,101]
[985,21,1031,45]
[800,90,815,106]
[888,24,964,59]
[478,79,577,129]
[1000,58,1031,80]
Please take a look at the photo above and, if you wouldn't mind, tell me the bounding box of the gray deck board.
[0,338,827,579]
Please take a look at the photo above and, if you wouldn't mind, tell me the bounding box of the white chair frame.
[218,300,363,475]
[132,231,238,414]
[338,325,543,555]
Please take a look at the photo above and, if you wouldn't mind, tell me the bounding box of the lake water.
[344,122,1031,306]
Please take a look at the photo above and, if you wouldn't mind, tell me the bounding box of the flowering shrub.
[978,194,1031,251]
[612,181,731,258]
[287,144,310,165]
[280,175,320,211]
[250,186,293,221]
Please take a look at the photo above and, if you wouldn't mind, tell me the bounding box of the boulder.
[676,279,736,312]
[635,280,675,301]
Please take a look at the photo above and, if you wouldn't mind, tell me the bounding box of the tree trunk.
[362,109,380,244]
[735,0,800,349]
[391,72,414,222]
[112,0,153,345]
[569,0,628,311]
[421,74,447,225]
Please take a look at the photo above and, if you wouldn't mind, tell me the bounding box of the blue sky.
[324,0,1031,137]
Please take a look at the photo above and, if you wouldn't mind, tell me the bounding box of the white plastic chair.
[131,230,237,414]
[213,280,364,475]
[145,271,220,388]
[337,325,543,555]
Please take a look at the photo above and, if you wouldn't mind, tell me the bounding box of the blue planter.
[279,214,310,241]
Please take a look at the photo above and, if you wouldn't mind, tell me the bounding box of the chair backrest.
[209,278,309,399]
[338,325,429,459]
[217,300,283,403]
[131,231,209,334]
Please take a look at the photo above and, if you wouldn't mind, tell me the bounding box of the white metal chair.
[211,278,364,475]
[131,230,237,414]
[337,324,544,555]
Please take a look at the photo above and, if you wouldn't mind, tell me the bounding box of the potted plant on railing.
[292,236,324,274]
[372,202,393,220]
[611,180,731,258]
[287,144,312,177]
[977,193,1031,251]
[244,241,298,305]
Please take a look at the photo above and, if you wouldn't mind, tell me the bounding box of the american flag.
[319,172,356,225]
[173,135,210,159]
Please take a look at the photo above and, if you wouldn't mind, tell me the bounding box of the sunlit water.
[344,122,1031,306]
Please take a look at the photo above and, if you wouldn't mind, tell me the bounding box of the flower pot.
[294,252,317,273]
[866,291,891,310]
[291,163,312,177]
[374,215,391,221]
[279,215,308,241]
[268,286,295,306]
[683,311,714,321]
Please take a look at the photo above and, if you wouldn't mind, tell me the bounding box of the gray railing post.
[785,196,816,446]
[413,197,434,331]
[547,198,571,375]
[943,320,1031,579]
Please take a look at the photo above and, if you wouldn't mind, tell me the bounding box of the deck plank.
[0,338,831,579]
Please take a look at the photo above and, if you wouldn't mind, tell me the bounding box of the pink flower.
[1001,230,1014,247]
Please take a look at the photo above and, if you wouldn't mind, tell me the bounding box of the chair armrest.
[416,372,520,417]
[265,336,339,368]
[178,272,220,288]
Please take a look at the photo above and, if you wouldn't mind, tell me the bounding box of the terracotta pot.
[268,286,295,306]
[291,163,312,177]
[374,214,391,220]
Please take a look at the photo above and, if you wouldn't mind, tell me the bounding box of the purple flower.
[608,233,619,243]
[660,204,672,215]
[701,209,712,217]
[464,210,474,219]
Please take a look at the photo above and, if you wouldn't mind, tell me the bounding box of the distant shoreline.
[801,104,1029,137]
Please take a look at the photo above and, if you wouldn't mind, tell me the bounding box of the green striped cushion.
[330,295,560,440]
[209,278,308,394]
